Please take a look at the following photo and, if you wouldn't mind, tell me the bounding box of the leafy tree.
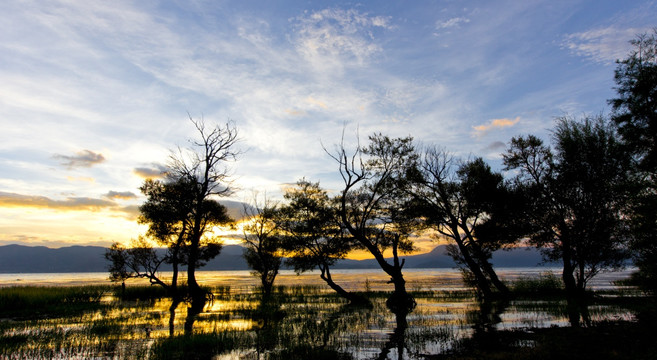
[408,151,510,300]
[106,175,231,336]
[277,179,368,305]
[609,29,657,291]
[504,115,632,325]
[160,117,238,334]
[328,133,419,313]
[241,195,282,299]
[610,28,657,172]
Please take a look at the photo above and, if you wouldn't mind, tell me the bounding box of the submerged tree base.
[385,291,417,314]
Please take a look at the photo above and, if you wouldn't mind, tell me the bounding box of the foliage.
[328,132,420,312]
[277,179,368,304]
[609,29,657,293]
[503,115,632,299]
[278,179,348,273]
[408,150,510,300]
[166,117,239,314]
[242,194,283,298]
[610,28,657,172]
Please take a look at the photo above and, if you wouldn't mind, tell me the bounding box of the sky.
[1,0,655,253]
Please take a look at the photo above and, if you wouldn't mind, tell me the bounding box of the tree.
[504,115,632,325]
[408,150,510,301]
[328,133,419,314]
[609,29,657,291]
[241,194,282,299]
[106,174,231,336]
[277,179,368,305]
[610,28,657,173]
[164,117,239,334]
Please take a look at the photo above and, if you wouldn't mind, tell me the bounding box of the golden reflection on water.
[0,268,637,359]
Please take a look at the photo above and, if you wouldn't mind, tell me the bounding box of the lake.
[0,267,635,291]
[0,267,640,359]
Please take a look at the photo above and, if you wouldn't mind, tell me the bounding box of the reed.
[0,285,109,318]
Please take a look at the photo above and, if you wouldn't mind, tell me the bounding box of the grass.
[0,280,649,359]
[0,285,109,318]
[510,272,564,298]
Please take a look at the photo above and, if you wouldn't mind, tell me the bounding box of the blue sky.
[1,0,655,249]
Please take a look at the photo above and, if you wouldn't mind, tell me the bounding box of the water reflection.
[0,269,638,359]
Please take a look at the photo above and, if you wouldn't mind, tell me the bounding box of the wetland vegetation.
[0,270,652,359]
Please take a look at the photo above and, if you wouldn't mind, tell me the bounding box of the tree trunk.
[561,239,582,327]
[169,297,181,337]
[465,233,510,296]
[168,253,180,337]
[385,268,416,314]
[320,264,370,306]
[452,235,494,301]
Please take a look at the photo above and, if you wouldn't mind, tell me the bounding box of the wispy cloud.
[67,176,96,183]
[562,26,650,63]
[292,8,392,72]
[104,191,137,200]
[53,150,105,169]
[435,17,470,31]
[0,191,115,211]
[472,117,520,138]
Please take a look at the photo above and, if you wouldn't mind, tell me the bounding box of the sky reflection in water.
[0,268,637,359]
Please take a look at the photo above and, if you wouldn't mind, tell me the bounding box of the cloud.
[0,191,116,211]
[53,150,105,168]
[293,8,391,71]
[104,191,137,200]
[284,109,306,116]
[435,17,470,30]
[562,26,650,63]
[133,164,168,179]
[66,176,96,183]
[484,141,507,152]
[119,205,141,220]
[306,96,328,109]
[472,117,520,138]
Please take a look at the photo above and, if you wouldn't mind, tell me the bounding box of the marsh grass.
[510,272,564,297]
[0,277,643,360]
[0,285,109,319]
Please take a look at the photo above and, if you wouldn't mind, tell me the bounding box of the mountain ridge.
[0,244,551,274]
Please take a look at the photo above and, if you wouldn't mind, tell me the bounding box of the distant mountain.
[0,243,552,274]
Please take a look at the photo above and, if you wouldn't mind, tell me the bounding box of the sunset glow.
[1,1,654,253]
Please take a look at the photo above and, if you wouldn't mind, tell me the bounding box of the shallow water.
[0,268,638,359]
[0,267,635,290]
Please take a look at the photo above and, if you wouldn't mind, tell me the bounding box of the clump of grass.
[511,272,564,297]
[0,285,109,318]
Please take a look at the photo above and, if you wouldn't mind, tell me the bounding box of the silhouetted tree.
[327,132,419,313]
[504,115,632,325]
[407,151,510,301]
[166,116,239,334]
[277,179,369,305]
[610,29,657,291]
[242,194,282,299]
[106,174,231,336]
